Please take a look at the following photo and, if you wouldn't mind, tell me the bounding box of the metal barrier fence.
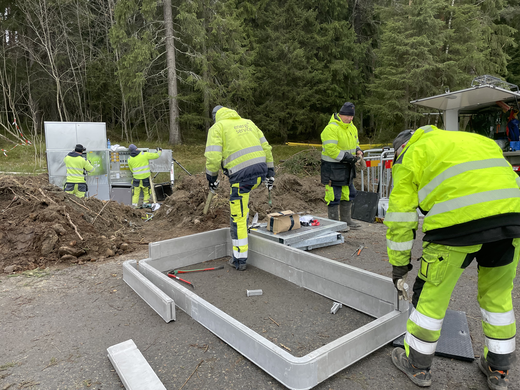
[360,148,394,218]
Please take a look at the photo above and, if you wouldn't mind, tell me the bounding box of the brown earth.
[0,172,327,274]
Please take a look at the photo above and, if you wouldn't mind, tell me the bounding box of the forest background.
[2,0,520,158]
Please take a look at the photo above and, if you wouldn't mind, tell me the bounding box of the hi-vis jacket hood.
[205,107,274,184]
[321,114,359,162]
[384,125,520,267]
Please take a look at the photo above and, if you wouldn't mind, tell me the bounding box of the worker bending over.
[127,144,161,208]
[205,105,274,271]
[386,125,520,390]
[64,144,93,198]
[320,102,363,229]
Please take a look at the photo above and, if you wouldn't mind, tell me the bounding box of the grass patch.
[276,147,321,176]
[22,268,50,278]
[0,362,18,371]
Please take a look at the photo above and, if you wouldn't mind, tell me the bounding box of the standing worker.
[127,144,162,208]
[64,144,93,199]
[205,105,275,271]
[386,125,520,389]
[320,102,363,229]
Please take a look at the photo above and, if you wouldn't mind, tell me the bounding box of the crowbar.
[167,273,194,289]
[170,266,224,275]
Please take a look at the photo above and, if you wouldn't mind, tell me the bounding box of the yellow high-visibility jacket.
[320,114,360,186]
[128,150,161,180]
[64,152,93,183]
[385,125,520,267]
[205,107,274,184]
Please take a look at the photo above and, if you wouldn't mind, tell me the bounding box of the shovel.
[203,189,215,215]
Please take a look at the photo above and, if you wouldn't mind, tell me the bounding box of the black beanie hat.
[339,102,355,116]
[75,144,85,153]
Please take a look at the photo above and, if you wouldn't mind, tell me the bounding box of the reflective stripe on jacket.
[64,152,93,183]
[321,114,359,162]
[128,150,161,179]
[385,125,520,266]
[205,107,274,184]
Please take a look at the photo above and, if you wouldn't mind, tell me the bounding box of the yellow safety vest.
[128,151,161,180]
[64,153,93,183]
[321,114,359,162]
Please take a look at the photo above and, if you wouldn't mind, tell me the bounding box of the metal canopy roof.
[410,85,520,112]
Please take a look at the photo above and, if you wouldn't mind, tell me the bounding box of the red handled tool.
[173,266,224,275]
[167,273,194,289]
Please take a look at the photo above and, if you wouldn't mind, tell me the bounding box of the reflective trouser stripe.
[404,243,466,366]
[229,177,262,263]
[477,243,519,362]
[485,337,516,355]
[387,239,414,251]
[132,180,151,204]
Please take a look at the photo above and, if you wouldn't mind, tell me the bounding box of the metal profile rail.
[124,228,408,390]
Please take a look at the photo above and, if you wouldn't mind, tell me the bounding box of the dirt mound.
[0,172,327,274]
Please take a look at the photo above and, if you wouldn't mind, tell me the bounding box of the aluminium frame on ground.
[123,228,408,390]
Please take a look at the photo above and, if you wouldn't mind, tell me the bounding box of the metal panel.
[76,122,107,150]
[125,229,409,390]
[45,122,77,150]
[107,339,167,390]
[123,260,175,322]
[291,232,344,250]
[149,150,173,172]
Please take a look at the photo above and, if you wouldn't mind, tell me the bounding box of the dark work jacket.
[321,160,354,186]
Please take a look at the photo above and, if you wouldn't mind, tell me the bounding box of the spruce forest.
[1,0,520,146]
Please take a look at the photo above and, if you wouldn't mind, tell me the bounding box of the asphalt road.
[1,219,518,390]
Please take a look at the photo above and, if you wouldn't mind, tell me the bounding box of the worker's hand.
[209,180,220,192]
[356,149,364,157]
[392,264,413,300]
[156,146,162,152]
[265,177,275,191]
[341,153,357,164]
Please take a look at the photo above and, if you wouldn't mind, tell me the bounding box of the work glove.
[156,146,162,152]
[209,180,220,192]
[341,153,357,164]
[392,263,413,300]
[265,177,275,191]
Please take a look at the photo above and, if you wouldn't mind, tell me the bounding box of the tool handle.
[203,191,215,215]
[167,273,194,288]
[176,266,224,274]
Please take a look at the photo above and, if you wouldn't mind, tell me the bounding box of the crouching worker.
[386,125,520,389]
[127,144,162,208]
[205,105,275,271]
[64,144,93,198]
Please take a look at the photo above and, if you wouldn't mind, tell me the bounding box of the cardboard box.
[266,210,301,234]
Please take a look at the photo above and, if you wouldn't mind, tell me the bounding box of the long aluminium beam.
[124,228,408,390]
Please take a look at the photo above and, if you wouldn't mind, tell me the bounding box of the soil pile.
[0,172,327,274]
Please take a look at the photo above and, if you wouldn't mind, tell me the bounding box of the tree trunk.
[163,0,181,145]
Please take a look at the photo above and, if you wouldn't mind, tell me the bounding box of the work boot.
[478,355,509,390]
[227,258,237,270]
[340,200,361,230]
[327,204,340,221]
[392,347,432,387]
[238,263,247,271]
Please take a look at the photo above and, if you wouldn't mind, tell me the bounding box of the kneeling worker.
[127,144,162,208]
[64,144,93,198]
[386,125,520,390]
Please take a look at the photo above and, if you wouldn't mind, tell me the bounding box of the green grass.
[0,141,47,174]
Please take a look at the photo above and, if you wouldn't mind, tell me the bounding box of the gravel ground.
[1,218,518,390]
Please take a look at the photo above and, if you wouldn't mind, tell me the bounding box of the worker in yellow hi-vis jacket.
[386,125,520,390]
[64,144,93,198]
[127,144,161,208]
[205,105,274,271]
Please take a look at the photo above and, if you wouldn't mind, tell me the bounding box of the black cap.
[75,144,86,153]
[393,130,415,157]
[339,102,355,116]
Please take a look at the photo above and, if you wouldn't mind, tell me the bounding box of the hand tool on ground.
[166,272,194,289]
[351,244,364,256]
[170,266,224,275]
